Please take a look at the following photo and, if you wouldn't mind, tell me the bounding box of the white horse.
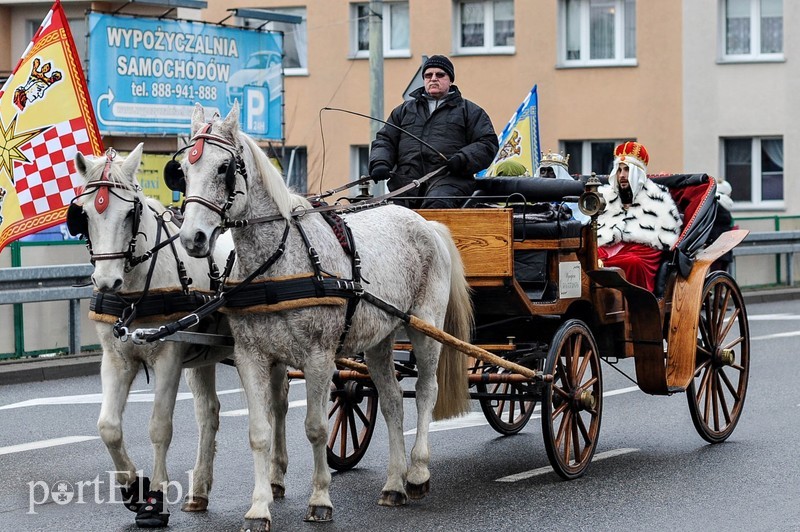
[177,103,473,531]
[71,145,246,527]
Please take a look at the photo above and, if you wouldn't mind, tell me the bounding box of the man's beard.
[619,186,633,205]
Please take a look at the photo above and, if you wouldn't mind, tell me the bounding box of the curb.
[2,288,798,385]
[0,352,102,386]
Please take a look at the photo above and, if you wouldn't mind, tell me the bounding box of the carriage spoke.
[553,384,571,400]
[575,347,592,384]
[569,336,583,385]
[348,406,361,451]
[571,416,581,465]
[328,406,345,448]
[576,412,592,445]
[693,358,711,379]
[561,411,573,465]
[718,306,739,341]
[576,376,599,394]
[712,372,720,431]
[723,334,744,351]
[719,368,741,403]
[354,402,370,426]
[339,408,350,457]
[715,373,732,426]
[703,371,713,425]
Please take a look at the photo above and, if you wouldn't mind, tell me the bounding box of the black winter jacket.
[369,86,498,182]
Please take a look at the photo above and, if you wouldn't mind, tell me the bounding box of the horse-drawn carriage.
[324,172,750,480]
[71,104,749,530]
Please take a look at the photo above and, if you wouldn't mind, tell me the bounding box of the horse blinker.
[164,159,186,193]
[66,203,88,237]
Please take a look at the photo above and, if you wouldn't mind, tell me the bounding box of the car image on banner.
[227,50,282,107]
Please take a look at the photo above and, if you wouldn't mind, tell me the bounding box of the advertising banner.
[88,13,283,140]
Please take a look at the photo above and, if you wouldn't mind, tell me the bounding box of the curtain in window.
[724,138,752,202]
[565,0,581,60]
[269,8,307,69]
[623,0,636,59]
[760,0,782,54]
[357,4,370,51]
[461,2,485,47]
[726,0,750,55]
[389,2,409,50]
[761,138,783,200]
[493,0,515,47]
[590,0,615,60]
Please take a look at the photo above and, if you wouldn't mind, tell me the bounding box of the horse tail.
[430,222,474,421]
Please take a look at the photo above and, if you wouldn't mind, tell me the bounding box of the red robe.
[598,242,664,292]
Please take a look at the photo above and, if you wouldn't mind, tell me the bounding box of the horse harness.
[144,126,451,348]
[69,148,225,339]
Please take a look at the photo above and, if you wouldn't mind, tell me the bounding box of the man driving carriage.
[368,55,498,208]
[596,141,682,292]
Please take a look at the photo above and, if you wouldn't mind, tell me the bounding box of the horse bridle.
[68,149,147,269]
[164,124,248,226]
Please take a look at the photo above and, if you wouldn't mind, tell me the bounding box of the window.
[353,145,370,180]
[721,0,783,61]
[563,140,624,175]
[560,0,636,67]
[351,2,410,58]
[279,146,308,193]
[455,0,515,54]
[243,8,308,75]
[723,137,783,206]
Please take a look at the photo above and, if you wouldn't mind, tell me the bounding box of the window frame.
[350,1,411,59]
[562,139,628,175]
[721,136,784,209]
[240,7,308,76]
[454,0,516,55]
[718,0,784,63]
[558,0,637,68]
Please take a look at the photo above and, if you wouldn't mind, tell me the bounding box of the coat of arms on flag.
[0,0,103,252]
[479,84,541,178]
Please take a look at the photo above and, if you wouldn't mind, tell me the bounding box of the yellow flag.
[0,0,104,251]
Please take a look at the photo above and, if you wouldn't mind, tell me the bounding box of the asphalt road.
[1,298,799,531]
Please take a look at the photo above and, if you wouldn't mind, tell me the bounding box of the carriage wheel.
[327,379,378,471]
[687,271,750,443]
[477,365,536,435]
[541,319,602,480]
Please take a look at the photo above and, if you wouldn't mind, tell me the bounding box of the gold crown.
[540,150,570,169]
[29,58,62,86]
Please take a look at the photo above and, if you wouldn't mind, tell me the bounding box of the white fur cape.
[596,179,683,250]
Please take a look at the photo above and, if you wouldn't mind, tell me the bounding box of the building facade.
[0,0,790,214]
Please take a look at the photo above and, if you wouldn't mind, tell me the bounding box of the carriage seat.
[466,176,586,240]
[582,173,717,297]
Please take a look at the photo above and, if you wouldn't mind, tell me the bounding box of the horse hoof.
[240,517,271,532]
[271,483,285,499]
[181,494,209,512]
[378,490,408,507]
[406,480,430,500]
[135,490,169,528]
[303,505,333,522]
[121,476,151,513]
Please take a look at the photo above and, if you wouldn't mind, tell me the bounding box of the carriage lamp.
[579,174,605,217]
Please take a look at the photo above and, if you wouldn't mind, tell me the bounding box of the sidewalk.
[2,286,800,386]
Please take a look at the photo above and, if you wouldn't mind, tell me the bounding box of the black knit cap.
[423,55,455,82]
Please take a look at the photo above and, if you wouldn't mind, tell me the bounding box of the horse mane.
[239,133,310,219]
[82,154,140,192]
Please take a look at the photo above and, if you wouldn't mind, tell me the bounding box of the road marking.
[0,436,100,456]
[404,385,642,435]
[220,399,308,417]
[495,447,639,483]
[751,330,800,341]
[0,388,244,410]
[748,313,800,321]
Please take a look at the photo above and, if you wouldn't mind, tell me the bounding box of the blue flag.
[478,84,541,177]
